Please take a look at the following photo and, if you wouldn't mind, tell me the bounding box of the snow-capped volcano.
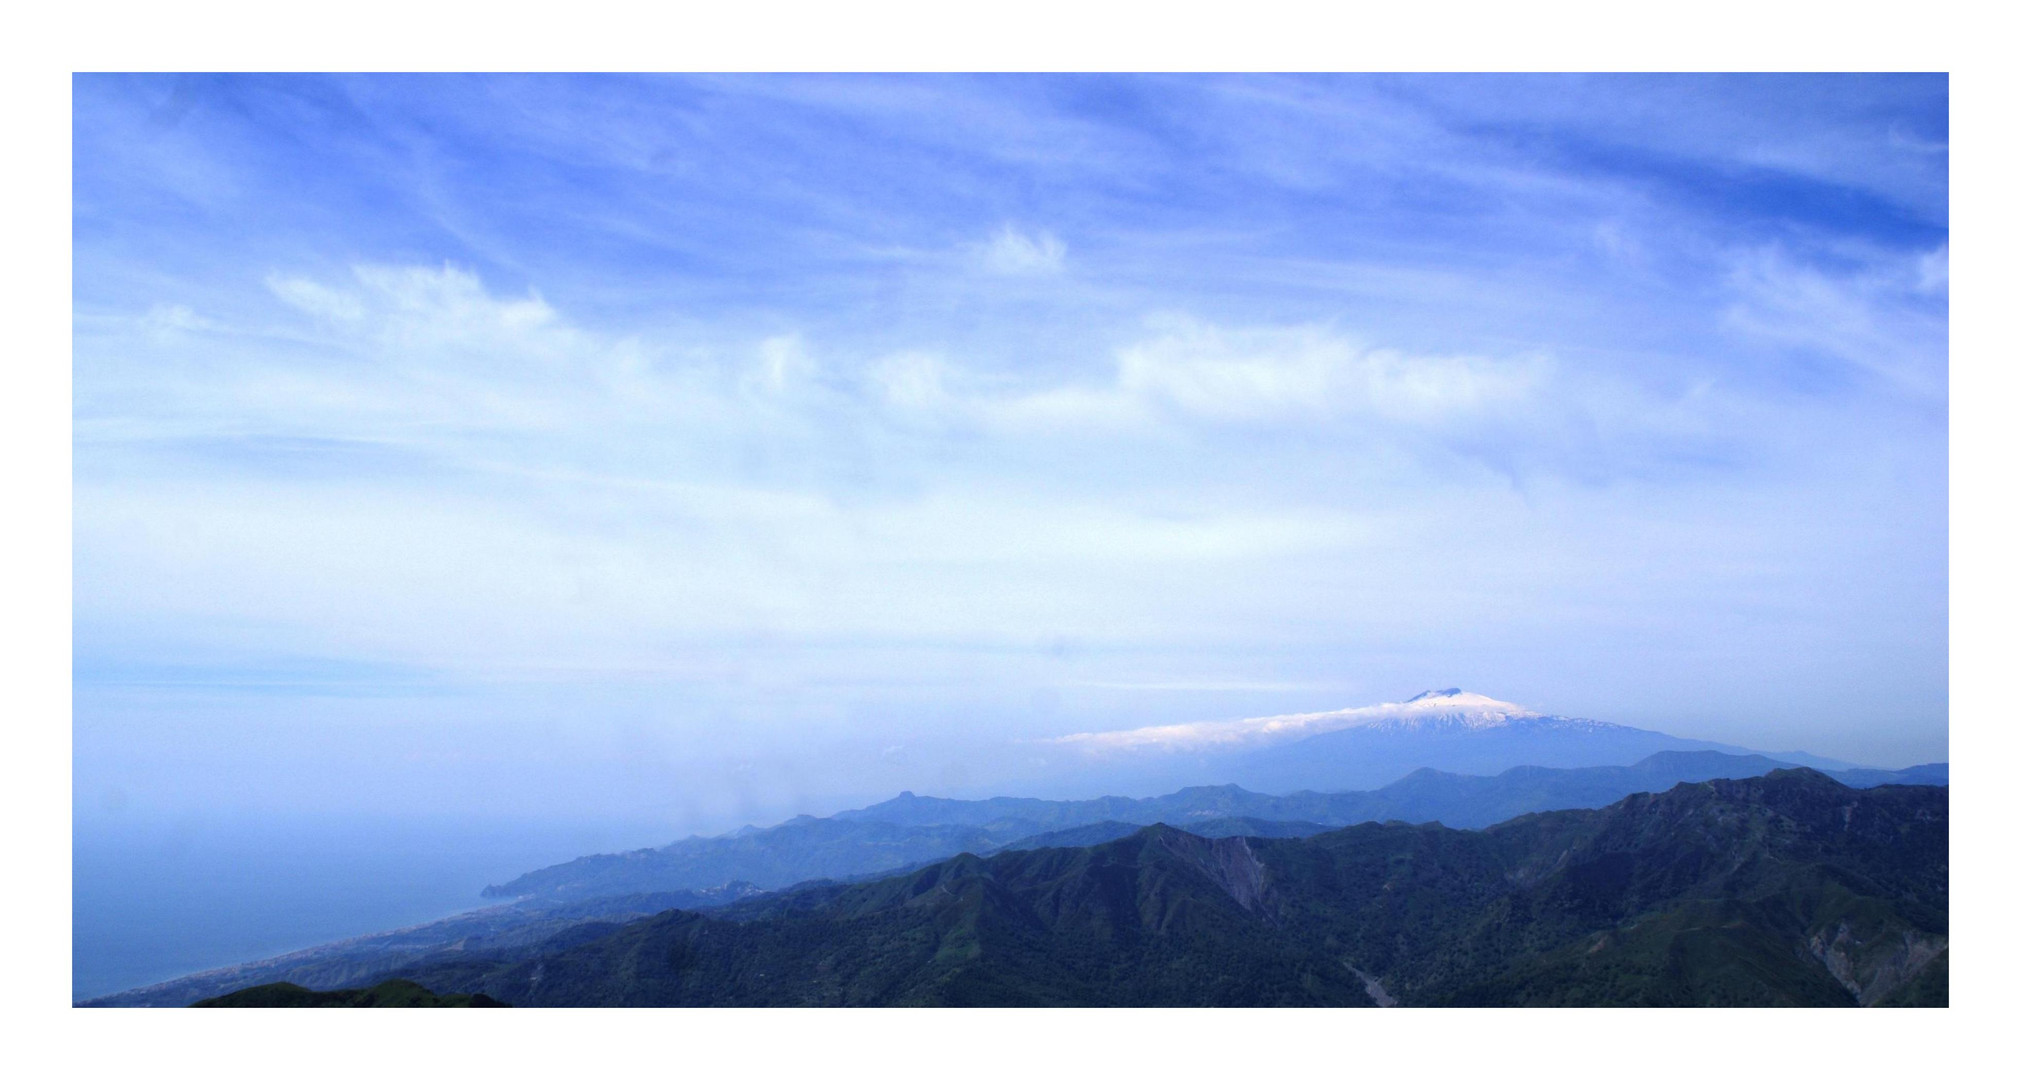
[1050,688,1556,754]
[1042,689,1759,795]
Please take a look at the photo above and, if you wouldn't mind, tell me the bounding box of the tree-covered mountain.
[83,755,1945,1008]
[482,750,1945,903]
[191,979,507,1008]
[393,770,1946,1006]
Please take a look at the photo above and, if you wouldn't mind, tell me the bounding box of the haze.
[74,74,1947,839]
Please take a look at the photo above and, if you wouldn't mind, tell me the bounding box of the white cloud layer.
[75,262,1943,708]
[1051,690,1540,753]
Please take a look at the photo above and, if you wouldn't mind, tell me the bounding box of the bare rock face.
[1808,921,1948,1005]
[1152,829,1272,914]
[1345,964,1397,1007]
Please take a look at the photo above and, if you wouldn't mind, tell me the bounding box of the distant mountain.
[1832,762,1950,788]
[191,979,506,1008]
[391,771,1947,1006]
[479,818,1030,902]
[480,749,1944,903]
[1355,751,1942,829]
[1000,817,1334,851]
[1048,689,1861,794]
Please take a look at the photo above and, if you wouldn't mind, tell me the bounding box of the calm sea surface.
[73,814,668,1002]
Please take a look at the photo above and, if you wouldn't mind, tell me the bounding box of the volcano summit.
[1049,689,1841,794]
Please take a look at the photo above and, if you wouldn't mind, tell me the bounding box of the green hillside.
[396,770,1946,1006]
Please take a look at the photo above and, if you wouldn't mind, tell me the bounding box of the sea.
[72,813,670,1002]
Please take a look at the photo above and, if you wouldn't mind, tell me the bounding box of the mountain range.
[480,748,1943,903]
[81,752,1945,1007]
[77,690,1947,1008]
[378,770,1949,1006]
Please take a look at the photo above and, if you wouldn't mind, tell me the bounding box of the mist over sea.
[71,813,671,1001]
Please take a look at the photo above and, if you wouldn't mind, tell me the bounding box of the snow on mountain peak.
[1049,689,1544,754]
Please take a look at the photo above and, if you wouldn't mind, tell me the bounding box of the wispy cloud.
[75,251,1943,689]
[980,225,1067,276]
[1720,245,1949,400]
[72,75,1951,821]
[266,274,366,322]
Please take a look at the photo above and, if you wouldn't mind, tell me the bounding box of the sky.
[73,74,1948,835]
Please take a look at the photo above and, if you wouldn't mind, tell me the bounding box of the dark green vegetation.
[83,754,1946,1009]
[192,979,506,1007]
[395,771,1945,1006]
[484,751,1945,903]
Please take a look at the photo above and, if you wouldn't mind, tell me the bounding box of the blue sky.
[73,74,1948,831]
